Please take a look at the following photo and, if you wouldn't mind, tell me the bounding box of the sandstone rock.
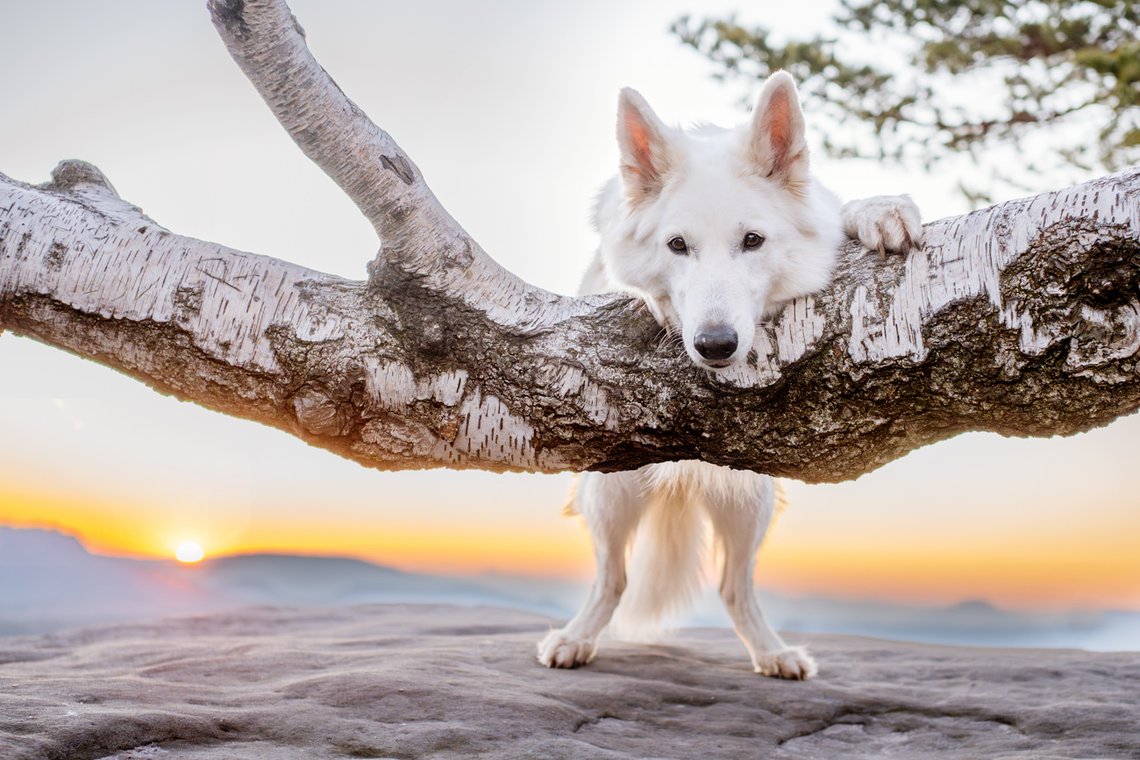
[0,605,1136,759]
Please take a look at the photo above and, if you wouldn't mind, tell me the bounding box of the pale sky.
[1,1,1137,612]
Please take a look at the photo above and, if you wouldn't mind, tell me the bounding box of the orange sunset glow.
[0,480,595,579]
[3,426,1139,614]
[758,539,1140,612]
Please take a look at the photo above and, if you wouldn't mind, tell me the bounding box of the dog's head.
[598,71,843,370]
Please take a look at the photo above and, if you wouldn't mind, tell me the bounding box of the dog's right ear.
[748,71,809,193]
[617,88,673,203]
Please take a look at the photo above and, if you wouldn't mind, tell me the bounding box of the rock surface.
[0,605,1137,759]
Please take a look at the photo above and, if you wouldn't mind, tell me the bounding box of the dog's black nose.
[694,326,738,362]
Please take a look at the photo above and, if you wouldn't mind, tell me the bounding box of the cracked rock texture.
[1,605,1137,759]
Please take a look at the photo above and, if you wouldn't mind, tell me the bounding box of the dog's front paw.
[754,646,818,680]
[537,630,596,669]
[842,195,922,254]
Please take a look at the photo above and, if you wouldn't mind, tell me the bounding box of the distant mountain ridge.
[0,526,531,634]
[2,525,1137,650]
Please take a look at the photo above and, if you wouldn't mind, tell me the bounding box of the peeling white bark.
[364,361,468,411]
[849,184,1140,367]
[0,172,346,374]
[1,0,1138,482]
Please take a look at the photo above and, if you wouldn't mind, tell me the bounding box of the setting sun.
[175,541,205,564]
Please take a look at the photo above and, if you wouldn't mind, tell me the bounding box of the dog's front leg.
[538,471,644,668]
[705,475,818,679]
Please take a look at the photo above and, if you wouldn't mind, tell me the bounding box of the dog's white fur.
[537,72,921,679]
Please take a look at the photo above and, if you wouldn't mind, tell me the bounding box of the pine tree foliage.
[673,0,1139,204]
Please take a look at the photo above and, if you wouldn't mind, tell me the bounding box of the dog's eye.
[742,232,765,251]
[667,236,689,254]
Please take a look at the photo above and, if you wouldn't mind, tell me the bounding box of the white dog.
[537,71,921,679]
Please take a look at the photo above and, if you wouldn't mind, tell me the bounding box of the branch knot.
[380,154,415,186]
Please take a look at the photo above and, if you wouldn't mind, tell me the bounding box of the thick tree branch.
[2,158,1137,481]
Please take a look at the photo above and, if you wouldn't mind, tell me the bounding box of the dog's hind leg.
[704,474,817,680]
[538,471,645,668]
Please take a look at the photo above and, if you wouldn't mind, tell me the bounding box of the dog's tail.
[609,494,705,641]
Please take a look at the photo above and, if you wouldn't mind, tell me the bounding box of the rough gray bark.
[1,0,1138,482]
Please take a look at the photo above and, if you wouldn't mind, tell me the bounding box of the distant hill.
[1,526,220,632]
[2,525,1137,650]
[196,552,514,606]
[0,526,526,634]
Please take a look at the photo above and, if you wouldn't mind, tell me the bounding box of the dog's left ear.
[748,71,809,190]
